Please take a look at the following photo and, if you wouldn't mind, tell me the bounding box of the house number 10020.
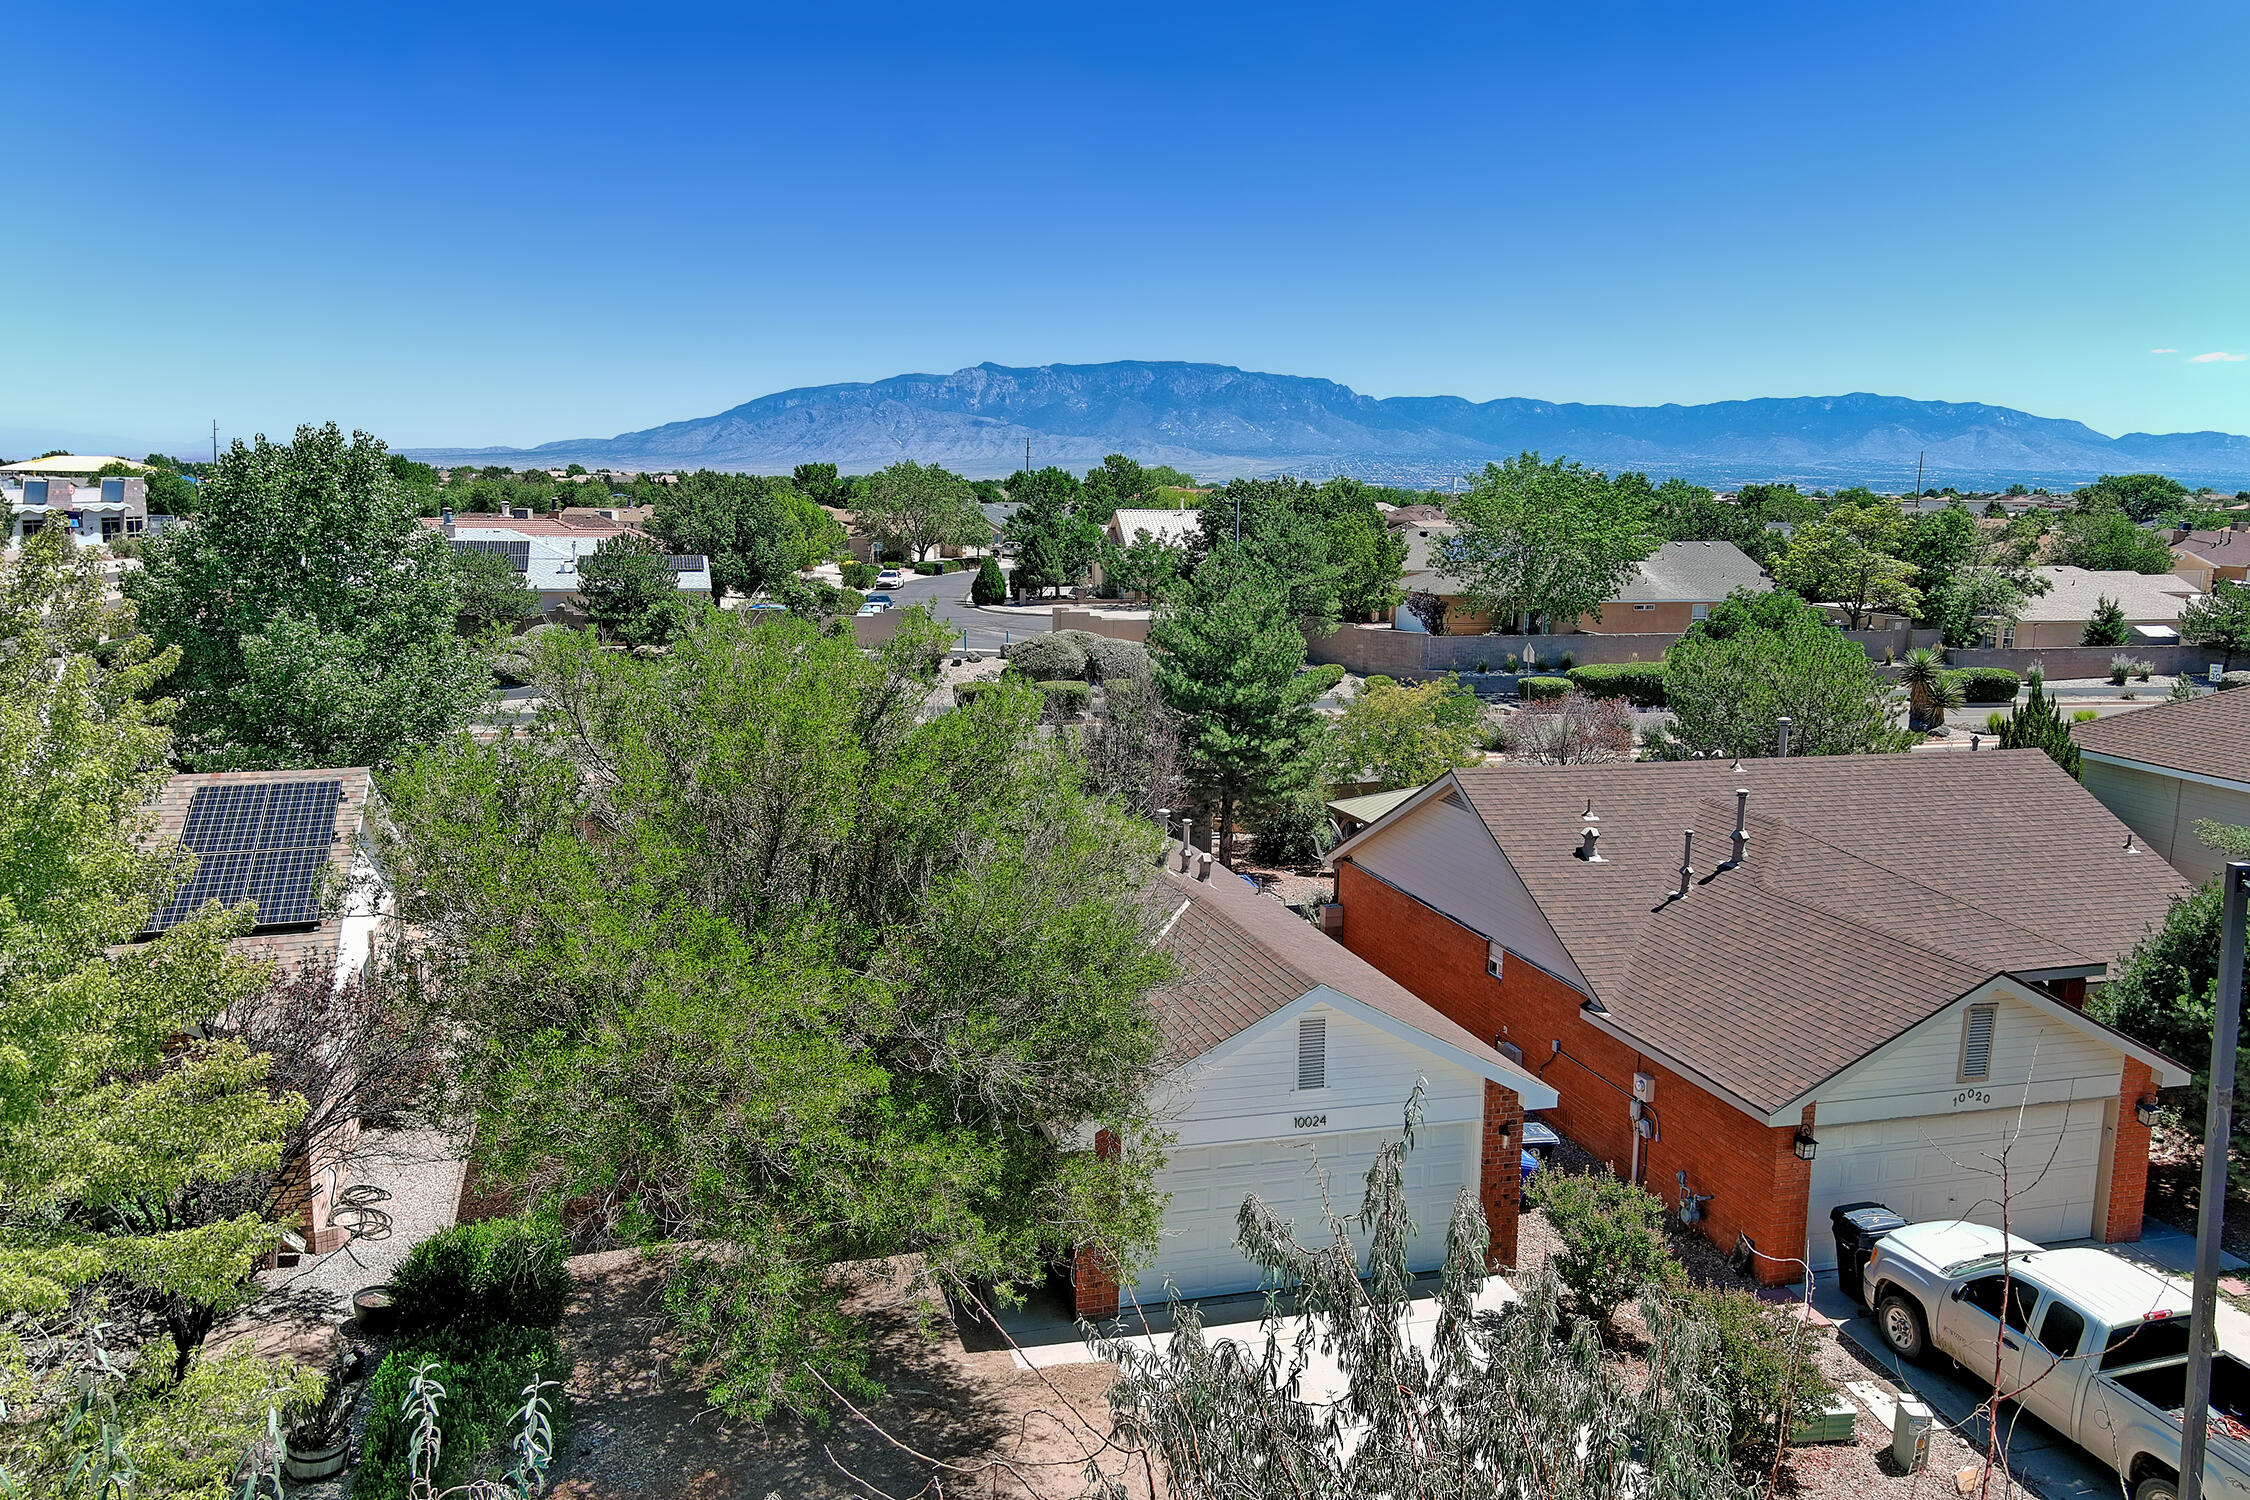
[1293,1114,1327,1130]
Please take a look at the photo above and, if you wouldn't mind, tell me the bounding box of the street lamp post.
[2182,858,2250,1500]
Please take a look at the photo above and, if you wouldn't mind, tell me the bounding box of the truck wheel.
[1875,1290,1929,1362]
[2134,1476,2179,1500]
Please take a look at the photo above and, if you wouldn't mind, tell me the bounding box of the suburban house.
[1325,754,2188,1283]
[1980,566,2200,648]
[6,475,152,547]
[1106,507,1199,550]
[1393,533,1769,636]
[143,767,393,1253]
[2073,688,2250,885]
[438,512,714,614]
[1071,831,1557,1319]
[2171,525,2250,592]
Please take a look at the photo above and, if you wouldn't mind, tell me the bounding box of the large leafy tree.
[0,528,320,1491]
[380,608,1171,1419]
[1770,494,1920,628]
[2056,500,2178,573]
[2076,472,2191,524]
[1003,467,1101,597]
[1194,478,1354,634]
[1079,453,1155,523]
[578,532,693,647]
[1662,589,1903,757]
[1151,549,1341,859]
[1438,453,1661,633]
[1899,503,2047,646]
[856,459,988,562]
[650,471,799,602]
[1328,674,1484,791]
[2092,875,2250,1127]
[2183,579,2250,669]
[126,423,488,770]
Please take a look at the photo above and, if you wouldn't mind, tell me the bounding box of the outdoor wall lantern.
[2136,1098,2162,1128]
[1792,1127,1818,1162]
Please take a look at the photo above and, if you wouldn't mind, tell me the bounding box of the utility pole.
[2182,858,2250,1500]
[1024,435,1030,476]
[211,420,219,465]
[1913,451,1924,500]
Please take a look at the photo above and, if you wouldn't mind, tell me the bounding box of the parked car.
[854,604,881,617]
[876,569,905,588]
[1862,1218,2249,1500]
[864,593,896,610]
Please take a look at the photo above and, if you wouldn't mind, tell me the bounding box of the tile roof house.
[1393,534,1768,637]
[1327,753,2189,1283]
[1985,566,2201,648]
[2171,526,2250,591]
[2073,689,2250,884]
[441,519,713,613]
[1068,838,1556,1319]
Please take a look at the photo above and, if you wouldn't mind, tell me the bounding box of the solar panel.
[452,538,532,572]
[665,554,707,572]
[146,779,343,934]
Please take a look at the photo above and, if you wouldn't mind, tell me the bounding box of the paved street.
[878,567,1055,653]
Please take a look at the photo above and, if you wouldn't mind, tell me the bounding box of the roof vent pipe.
[1582,796,1599,823]
[1179,818,1195,872]
[1775,717,1793,758]
[1675,830,1696,899]
[1155,808,1172,866]
[1579,826,1605,862]
[1729,789,1749,866]
[1197,852,1213,882]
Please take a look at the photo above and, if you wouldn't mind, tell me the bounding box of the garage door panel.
[1807,1102,2104,1270]
[1137,1124,1474,1301]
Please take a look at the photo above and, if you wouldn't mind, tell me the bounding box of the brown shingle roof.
[2175,529,2250,568]
[1384,753,2187,1113]
[2072,689,2250,787]
[1148,858,1544,1097]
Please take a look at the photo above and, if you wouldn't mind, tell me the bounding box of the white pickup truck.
[1860,1219,2250,1500]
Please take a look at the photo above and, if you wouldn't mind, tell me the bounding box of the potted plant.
[352,1282,400,1332]
[283,1348,363,1481]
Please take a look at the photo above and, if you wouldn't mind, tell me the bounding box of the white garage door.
[1134,1123,1475,1303]
[1807,1100,2109,1269]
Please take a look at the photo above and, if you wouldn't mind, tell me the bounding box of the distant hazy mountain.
[406,361,2250,489]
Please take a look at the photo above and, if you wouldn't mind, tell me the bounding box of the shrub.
[1004,632,1088,681]
[2223,671,2250,691]
[952,680,996,708]
[2136,659,2156,681]
[1565,663,1667,708]
[912,560,944,575]
[2109,654,2133,685]
[2171,676,2202,701]
[1517,675,1570,702]
[1525,1169,1680,1326]
[1252,793,1331,865]
[2074,708,2100,722]
[355,1326,564,1500]
[839,560,876,590]
[1083,635,1151,683]
[389,1214,571,1336]
[1036,679,1091,718]
[1945,667,2020,704]
[970,555,1006,606]
[1672,1283,1835,1470]
[1554,650,1575,669]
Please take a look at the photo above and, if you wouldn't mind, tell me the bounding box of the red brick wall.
[1480,1081,1524,1269]
[1337,859,1812,1284]
[1071,1129,1122,1320]
[2105,1060,2155,1244]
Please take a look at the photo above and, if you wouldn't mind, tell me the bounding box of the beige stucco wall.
[2081,758,2250,885]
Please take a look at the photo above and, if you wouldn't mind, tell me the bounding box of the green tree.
[2081,594,2130,646]
[1107,525,1186,603]
[452,545,539,635]
[125,423,489,770]
[1771,496,1920,628]
[2056,501,2177,573]
[856,460,988,562]
[779,484,848,567]
[1002,467,1100,597]
[1079,453,1152,522]
[1900,503,2047,647]
[2076,472,2191,524]
[1995,669,2081,778]
[970,554,1007,606]
[651,471,796,601]
[1195,478,1354,634]
[791,461,846,507]
[1896,646,1963,732]
[1328,675,1483,791]
[1438,453,1661,633]
[579,532,692,647]
[1152,550,1341,861]
[1662,589,1904,757]
[1325,504,1408,624]
[380,608,1171,1419]
[2183,579,2250,669]
[2091,878,2249,1127]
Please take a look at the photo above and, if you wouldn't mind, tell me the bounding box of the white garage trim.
[1805,1099,2109,1269]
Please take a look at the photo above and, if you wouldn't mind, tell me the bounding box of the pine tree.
[1151,550,1338,862]
[2080,594,2129,646]
[1997,669,2081,778]
[970,554,1007,606]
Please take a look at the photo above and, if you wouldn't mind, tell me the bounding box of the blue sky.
[6,1,2246,455]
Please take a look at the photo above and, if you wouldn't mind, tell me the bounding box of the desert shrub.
[1037,679,1091,718]
[1005,632,1088,682]
[354,1325,563,1500]
[2171,676,2202,701]
[1985,709,2007,734]
[1083,635,1151,683]
[2221,671,2250,691]
[1565,663,1667,707]
[1502,691,1636,764]
[389,1214,571,1336]
[1945,667,2020,703]
[2109,654,2134,685]
[952,680,996,708]
[2136,659,2156,681]
[839,560,876,590]
[2074,708,2100,723]
[1672,1283,1835,1470]
[1252,793,1332,864]
[1517,675,1570,702]
[1525,1169,1680,1326]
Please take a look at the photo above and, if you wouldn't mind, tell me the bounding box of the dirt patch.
[546,1252,1141,1499]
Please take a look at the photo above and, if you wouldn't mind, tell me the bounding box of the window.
[2005,1280,2039,1334]
[2002,626,2016,648]
[2038,1300,2087,1359]
[1691,603,1710,621]
[1958,1003,1998,1083]
[1960,1275,2008,1320]
[1633,603,1656,611]
[1487,941,1505,979]
[1297,1015,1327,1091]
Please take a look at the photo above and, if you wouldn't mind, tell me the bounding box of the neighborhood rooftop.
[2072,681,2250,787]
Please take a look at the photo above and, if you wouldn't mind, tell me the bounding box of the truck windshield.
[2103,1318,2192,1370]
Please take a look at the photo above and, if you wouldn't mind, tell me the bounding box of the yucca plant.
[1896,647,1963,732]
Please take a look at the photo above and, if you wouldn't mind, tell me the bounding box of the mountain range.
[404,361,2250,489]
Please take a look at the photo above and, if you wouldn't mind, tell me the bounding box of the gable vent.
[1440,788,1471,813]
[1958,1004,1997,1083]
[1297,1015,1328,1091]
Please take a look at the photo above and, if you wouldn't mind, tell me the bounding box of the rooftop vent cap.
[1578,826,1604,862]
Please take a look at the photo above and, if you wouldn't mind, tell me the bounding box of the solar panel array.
[148,780,343,933]
[451,538,532,573]
[665,554,707,572]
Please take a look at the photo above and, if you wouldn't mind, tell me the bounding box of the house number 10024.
[1293,1114,1327,1130]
